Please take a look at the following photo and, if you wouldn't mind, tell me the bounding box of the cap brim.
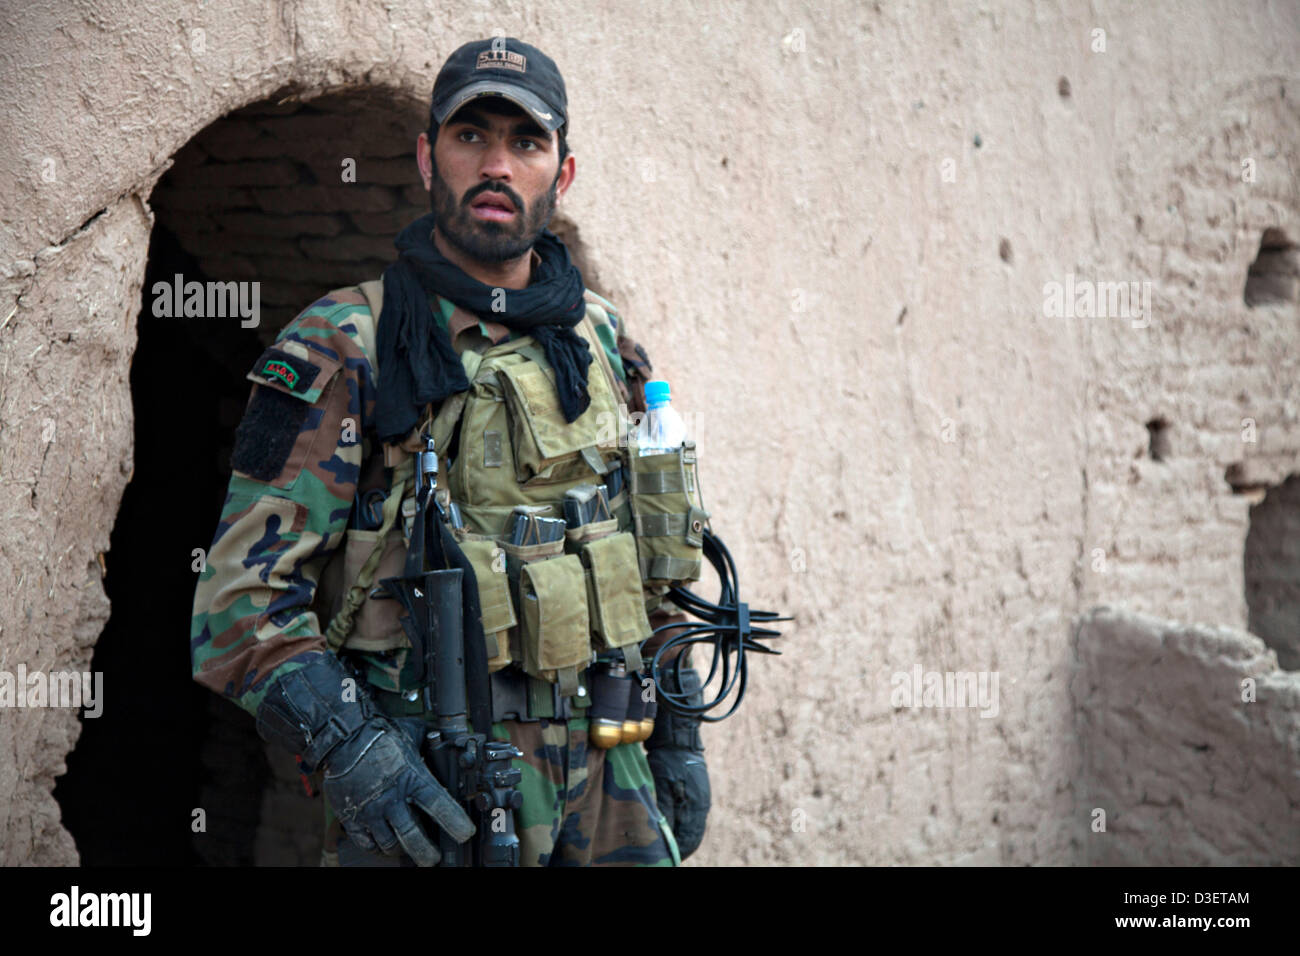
[432,81,565,133]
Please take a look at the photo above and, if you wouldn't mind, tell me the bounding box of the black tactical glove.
[645,665,711,861]
[255,652,474,866]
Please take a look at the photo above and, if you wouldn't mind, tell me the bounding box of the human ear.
[416,131,434,191]
[554,151,576,201]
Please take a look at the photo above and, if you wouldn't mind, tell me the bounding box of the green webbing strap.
[528,676,555,719]
[632,471,687,494]
[461,349,483,383]
[355,281,383,368]
[430,392,467,459]
[324,465,411,653]
[621,644,643,673]
[641,554,699,583]
[634,513,688,537]
[556,665,579,698]
[427,350,485,459]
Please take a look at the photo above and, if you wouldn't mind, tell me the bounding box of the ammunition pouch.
[496,355,620,486]
[628,440,710,587]
[331,524,408,651]
[567,519,651,671]
[511,541,590,696]
[452,527,515,671]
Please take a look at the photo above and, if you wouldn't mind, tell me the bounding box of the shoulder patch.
[231,387,311,481]
[245,340,341,404]
[253,347,319,396]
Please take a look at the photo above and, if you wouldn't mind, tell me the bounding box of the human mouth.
[469,192,517,221]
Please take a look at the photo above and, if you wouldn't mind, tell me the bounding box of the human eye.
[456,128,483,143]
[515,137,541,151]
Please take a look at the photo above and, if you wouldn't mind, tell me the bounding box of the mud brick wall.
[149,91,427,344]
[1073,606,1300,865]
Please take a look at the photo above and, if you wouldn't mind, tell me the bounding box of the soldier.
[190,37,711,866]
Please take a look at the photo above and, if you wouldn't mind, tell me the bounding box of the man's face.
[419,98,574,264]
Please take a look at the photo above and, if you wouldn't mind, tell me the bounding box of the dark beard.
[429,166,558,263]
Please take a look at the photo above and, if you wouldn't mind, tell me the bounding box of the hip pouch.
[567,517,652,672]
[502,534,591,696]
[333,526,408,651]
[628,439,710,588]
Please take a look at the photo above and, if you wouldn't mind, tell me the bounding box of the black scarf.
[374,212,591,446]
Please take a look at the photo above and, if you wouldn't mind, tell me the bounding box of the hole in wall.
[1145,417,1171,461]
[1244,228,1299,308]
[1224,462,1270,496]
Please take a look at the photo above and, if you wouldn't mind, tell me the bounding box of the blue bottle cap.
[644,380,671,407]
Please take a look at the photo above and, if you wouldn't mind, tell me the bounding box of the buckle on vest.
[401,496,417,540]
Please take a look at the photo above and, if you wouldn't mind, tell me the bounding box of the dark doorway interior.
[1244,473,1300,671]
[53,221,267,864]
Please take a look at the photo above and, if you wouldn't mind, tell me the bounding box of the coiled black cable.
[644,528,788,721]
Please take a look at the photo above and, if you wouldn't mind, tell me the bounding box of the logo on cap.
[476,50,526,73]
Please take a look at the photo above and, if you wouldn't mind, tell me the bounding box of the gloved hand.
[255,652,474,866]
[645,665,710,860]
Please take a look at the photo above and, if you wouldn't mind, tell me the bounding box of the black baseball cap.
[429,37,568,136]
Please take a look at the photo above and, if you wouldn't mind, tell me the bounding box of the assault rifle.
[380,434,523,866]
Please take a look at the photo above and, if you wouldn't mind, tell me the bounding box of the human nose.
[479,138,513,183]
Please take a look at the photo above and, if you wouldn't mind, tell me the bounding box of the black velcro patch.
[231,386,311,480]
[252,347,321,396]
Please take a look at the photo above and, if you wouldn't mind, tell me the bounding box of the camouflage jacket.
[189,280,661,717]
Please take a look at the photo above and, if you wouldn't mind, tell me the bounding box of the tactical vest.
[312,281,710,697]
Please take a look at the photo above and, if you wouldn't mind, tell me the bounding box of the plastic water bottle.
[636,380,688,455]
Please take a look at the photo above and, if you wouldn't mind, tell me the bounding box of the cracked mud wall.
[1,1,1298,866]
[0,196,149,864]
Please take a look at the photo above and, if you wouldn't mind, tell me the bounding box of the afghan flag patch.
[255,347,319,395]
